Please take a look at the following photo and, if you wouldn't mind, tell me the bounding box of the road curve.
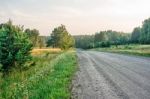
[71,50,150,99]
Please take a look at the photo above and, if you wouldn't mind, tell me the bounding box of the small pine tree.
[0,20,33,73]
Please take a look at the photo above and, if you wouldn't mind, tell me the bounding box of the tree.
[131,27,141,43]
[94,31,108,42]
[47,25,74,50]
[140,18,150,44]
[0,20,32,73]
[74,35,94,49]
[94,31,109,47]
[25,28,39,47]
[37,36,45,48]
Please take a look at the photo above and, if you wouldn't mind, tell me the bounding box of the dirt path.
[71,50,150,99]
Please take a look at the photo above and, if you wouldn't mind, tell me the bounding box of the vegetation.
[0,20,77,98]
[0,50,77,99]
[74,31,130,49]
[31,48,61,56]
[131,27,141,43]
[1,16,150,99]
[75,17,150,52]
[131,18,150,44]
[92,44,150,57]
[25,28,39,47]
[47,25,75,50]
[0,20,32,73]
[74,35,94,49]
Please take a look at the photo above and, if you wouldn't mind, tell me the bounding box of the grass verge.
[91,44,150,57]
[0,50,77,99]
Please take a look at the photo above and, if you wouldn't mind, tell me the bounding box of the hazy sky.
[0,0,150,35]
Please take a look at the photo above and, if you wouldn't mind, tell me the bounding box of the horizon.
[0,0,150,36]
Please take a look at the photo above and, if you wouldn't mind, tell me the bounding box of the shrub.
[0,20,33,73]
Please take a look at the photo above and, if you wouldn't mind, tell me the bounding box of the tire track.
[85,53,130,99]
[90,52,150,94]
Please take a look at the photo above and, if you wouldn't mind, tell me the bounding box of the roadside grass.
[91,44,150,57]
[0,49,77,99]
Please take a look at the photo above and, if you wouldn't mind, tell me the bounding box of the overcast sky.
[0,0,150,35]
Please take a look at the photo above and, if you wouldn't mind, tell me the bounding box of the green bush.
[0,20,32,73]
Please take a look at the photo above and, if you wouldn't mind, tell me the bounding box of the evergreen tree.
[0,20,32,73]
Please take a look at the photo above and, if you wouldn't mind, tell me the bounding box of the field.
[31,48,61,55]
[0,49,77,99]
[91,44,150,57]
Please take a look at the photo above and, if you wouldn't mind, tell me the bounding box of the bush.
[0,20,33,73]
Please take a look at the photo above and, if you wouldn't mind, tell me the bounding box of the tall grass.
[0,50,77,99]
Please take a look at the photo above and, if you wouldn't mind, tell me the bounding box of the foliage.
[37,36,45,48]
[74,30,130,49]
[131,27,141,43]
[0,51,77,99]
[47,25,75,50]
[0,20,32,73]
[131,18,150,44]
[74,35,94,49]
[25,28,39,47]
[95,41,110,48]
[94,31,108,43]
[92,44,150,57]
[140,18,150,44]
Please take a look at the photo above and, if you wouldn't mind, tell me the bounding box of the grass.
[31,48,61,56]
[0,49,77,99]
[91,44,150,57]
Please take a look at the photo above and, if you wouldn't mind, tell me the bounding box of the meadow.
[0,48,77,99]
[92,44,150,57]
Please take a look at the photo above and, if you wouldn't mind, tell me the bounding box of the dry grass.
[31,48,61,55]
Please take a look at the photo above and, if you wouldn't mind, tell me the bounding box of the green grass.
[0,50,77,99]
[91,44,150,57]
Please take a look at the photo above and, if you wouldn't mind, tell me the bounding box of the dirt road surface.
[71,50,150,99]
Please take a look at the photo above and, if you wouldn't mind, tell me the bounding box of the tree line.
[131,18,150,44]
[75,17,150,49]
[74,31,130,49]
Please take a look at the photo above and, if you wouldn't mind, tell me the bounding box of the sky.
[0,0,150,35]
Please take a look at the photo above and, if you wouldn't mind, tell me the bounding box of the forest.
[74,18,150,49]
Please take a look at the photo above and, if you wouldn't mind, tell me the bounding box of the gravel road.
[71,50,150,99]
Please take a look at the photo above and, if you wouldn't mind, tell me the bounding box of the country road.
[71,50,150,99]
